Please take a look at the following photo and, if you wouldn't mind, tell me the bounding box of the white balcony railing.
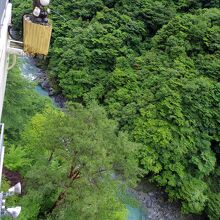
[0,124,4,151]
[0,1,12,120]
[0,124,4,188]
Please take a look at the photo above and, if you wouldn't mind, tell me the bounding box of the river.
[19,56,148,220]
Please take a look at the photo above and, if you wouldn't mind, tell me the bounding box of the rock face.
[35,71,66,108]
[129,180,206,220]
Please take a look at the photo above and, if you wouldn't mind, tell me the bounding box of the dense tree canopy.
[15,104,141,220]
[10,0,220,219]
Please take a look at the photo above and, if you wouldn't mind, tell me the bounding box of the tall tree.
[17,103,141,220]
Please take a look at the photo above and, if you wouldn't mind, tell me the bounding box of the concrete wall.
[0,0,8,28]
[0,2,12,121]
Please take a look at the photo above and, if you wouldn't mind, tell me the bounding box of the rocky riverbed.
[129,179,206,220]
[35,71,66,108]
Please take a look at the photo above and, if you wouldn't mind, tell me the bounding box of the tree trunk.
[46,166,80,215]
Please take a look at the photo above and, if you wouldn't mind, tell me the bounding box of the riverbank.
[130,179,206,220]
[19,56,66,108]
[36,71,66,108]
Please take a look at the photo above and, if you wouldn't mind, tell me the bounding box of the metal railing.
[0,0,8,26]
[0,124,4,149]
[0,123,4,188]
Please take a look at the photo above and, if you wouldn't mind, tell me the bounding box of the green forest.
[2,0,220,219]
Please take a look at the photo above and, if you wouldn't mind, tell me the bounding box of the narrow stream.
[19,56,47,95]
[19,56,148,220]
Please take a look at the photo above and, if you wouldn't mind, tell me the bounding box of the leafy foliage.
[17,104,141,220]
[2,64,50,140]
[4,145,31,171]
[207,193,220,220]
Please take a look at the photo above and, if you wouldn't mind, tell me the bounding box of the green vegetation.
[15,104,140,220]
[7,0,220,219]
[2,64,50,140]
[3,68,140,219]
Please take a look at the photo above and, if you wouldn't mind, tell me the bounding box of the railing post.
[0,1,12,121]
[0,124,5,189]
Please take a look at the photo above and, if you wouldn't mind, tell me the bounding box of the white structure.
[0,0,12,190]
[0,0,12,121]
[0,0,12,191]
[0,2,22,217]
